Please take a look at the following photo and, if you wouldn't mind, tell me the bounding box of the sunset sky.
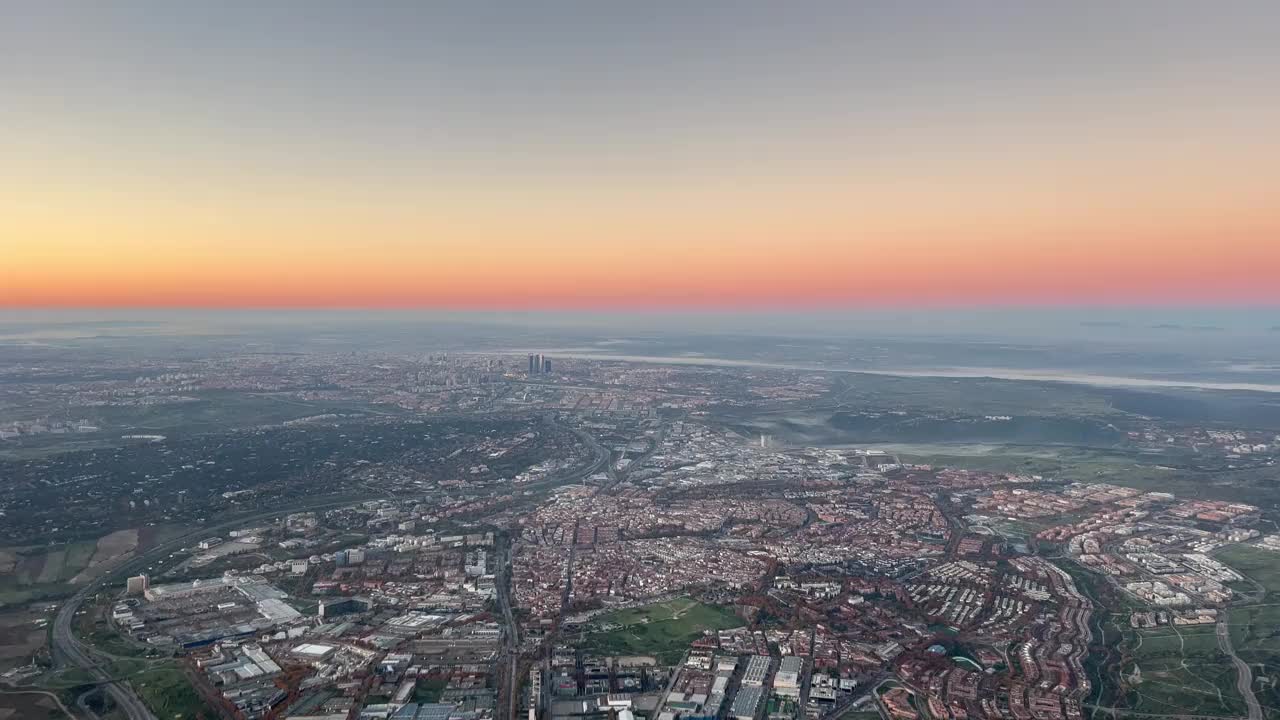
[4,2,1279,309]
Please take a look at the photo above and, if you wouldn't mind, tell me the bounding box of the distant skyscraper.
[542,357,551,374]
[536,354,545,375]
[528,354,538,376]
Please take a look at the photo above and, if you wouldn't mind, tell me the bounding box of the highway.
[603,422,668,496]
[51,589,156,720]
[494,535,521,720]
[556,422,612,492]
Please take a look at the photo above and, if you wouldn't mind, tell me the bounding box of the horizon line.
[5,300,1280,313]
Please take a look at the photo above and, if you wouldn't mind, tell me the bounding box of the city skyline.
[5,2,1279,308]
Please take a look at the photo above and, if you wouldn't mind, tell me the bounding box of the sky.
[3,2,1279,309]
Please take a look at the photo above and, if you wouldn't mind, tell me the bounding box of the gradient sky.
[4,2,1279,308]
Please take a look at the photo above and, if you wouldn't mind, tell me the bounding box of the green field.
[581,597,743,664]
[1231,604,1280,649]
[131,667,212,720]
[39,657,152,689]
[1218,544,1280,599]
[1130,625,1221,660]
[1108,621,1248,717]
[1228,605,1280,717]
[86,624,169,660]
[1121,655,1245,717]
[37,667,97,688]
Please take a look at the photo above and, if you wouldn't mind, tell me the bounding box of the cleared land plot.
[0,583,54,609]
[70,529,139,584]
[61,542,97,581]
[32,549,64,585]
[581,597,743,664]
[137,525,189,553]
[0,607,51,672]
[11,552,45,586]
[0,691,73,720]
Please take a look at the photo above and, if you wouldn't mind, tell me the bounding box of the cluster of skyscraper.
[527,354,552,376]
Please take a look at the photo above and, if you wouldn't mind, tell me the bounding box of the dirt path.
[0,688,77,720]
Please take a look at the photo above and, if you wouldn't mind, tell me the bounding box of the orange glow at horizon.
[6,99,1280,310]
[6,162,1280,308]
[7,220,1280,309]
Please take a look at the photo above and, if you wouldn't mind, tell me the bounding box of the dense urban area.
[9,2,1280,719]
[4,343,1280,720]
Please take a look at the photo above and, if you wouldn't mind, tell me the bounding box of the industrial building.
[741,655,773,687]
[730,686,764,720]
[773,657,803,697]
[132,577,302,648]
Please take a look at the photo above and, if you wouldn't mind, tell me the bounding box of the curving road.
[51,591,156,720]
[1217,619,1262,720]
